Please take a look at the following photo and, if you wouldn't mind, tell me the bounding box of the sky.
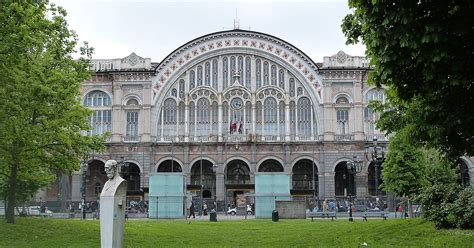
[51,0,365,63]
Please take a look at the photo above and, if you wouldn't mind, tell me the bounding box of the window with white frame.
[364,88,385,135]
[84,91,112,135]
[297,97,312,137]
[336,109,349,135]
[263,97,277,135]
[163,98,177,136]
[126,111,139,137]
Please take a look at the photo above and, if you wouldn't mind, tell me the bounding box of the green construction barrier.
[255,173,291,218]
[149,173,185,218]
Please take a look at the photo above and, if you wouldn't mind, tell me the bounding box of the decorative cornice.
[153,30,320,92]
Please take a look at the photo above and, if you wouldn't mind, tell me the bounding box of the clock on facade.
[230,98,243,110]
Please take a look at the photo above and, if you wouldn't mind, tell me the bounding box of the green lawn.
[0,218,473,247]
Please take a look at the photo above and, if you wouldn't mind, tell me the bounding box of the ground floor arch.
[190,159,216,198]
[292,159,318,193]
[258,159,284,172]
[335,161,355,197]
[157,159,183,172]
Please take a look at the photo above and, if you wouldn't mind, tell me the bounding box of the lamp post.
[80,159,89,220]
[200,137,203,217]
[365,137,386,196]
[346,156,363,222]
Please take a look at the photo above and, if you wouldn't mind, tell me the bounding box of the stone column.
[111,82,123,142]
[324,172,335,198]
[215,173,225,202]
[353,80,364,141]
[323,80,334,141]
[141,83,152,142]
[71,174,83,202]
[355,172,368,197]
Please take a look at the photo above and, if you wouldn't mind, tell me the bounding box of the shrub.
[418,183,474,229]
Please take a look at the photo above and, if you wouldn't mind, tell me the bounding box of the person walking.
[189,201,196,219]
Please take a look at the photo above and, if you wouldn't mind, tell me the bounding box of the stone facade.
[38,30,473,208]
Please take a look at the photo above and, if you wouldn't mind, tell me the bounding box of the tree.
[342,1,474,157]
[381,128,429,198]
[0,1,104,223]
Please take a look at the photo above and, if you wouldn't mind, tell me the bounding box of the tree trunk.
[6,142,20,224]
[6,162,18,224]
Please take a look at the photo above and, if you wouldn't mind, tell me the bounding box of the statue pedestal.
[100,179,127,248]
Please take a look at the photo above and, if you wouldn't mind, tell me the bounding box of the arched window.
[230,98,244,134]
[84,90,111,107]
[256,59,262,89]
[263,61,269,86]
[279,101,286,136]
[364,89,385,135]
[179,79,185,99]
[197,65,203,86]
[190,70,196,90]
[222,101,229,134]
[264,97,277,135]
[256,101,263,135]
[205,62,210,86]
[290,101,296,137]
[125,98,139,138]
[230,56,236,74]
[292,159,318,192]
[212,59,218,89]
[211,101,218,135]
[259,159,284,172]
[223,57,228,89]
[289,78,295,97]
[297,97,312,137]
[189,102,195,137]
[196,98,210,137]
[178,101,185,134]
[226,160,250,185]
[245,56,251,89]
[84,91,112,135]
[278,69,285,89]
[238,56,244,81]
[126,99,139,106]
[163,98,177,136]
[271,65,277,85]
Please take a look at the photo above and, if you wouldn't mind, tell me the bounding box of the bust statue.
[101,160,126,197]
[100,159,127,248]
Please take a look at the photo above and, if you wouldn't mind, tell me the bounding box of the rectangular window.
[336,109,349,135]
[126,111,139,137]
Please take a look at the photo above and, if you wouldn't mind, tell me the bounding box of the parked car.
[27,206,53,216]
[227,205,253,215]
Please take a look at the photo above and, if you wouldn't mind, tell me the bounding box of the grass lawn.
[0,217,473,247]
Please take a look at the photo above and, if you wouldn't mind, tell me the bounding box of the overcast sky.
[51,0,365,63]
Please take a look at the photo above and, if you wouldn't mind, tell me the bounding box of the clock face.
[231,98,243,110]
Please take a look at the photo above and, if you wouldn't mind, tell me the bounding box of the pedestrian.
[203,202,208,216]
[322,199,328,212]
[189,201,195,219]
[398,204,404,218]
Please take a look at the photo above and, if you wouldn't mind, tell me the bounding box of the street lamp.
[80,158,89,220]
[365,137,386,196]
[346,156,363,222]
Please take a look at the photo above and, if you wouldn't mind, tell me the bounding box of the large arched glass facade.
[155,52,320,142]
